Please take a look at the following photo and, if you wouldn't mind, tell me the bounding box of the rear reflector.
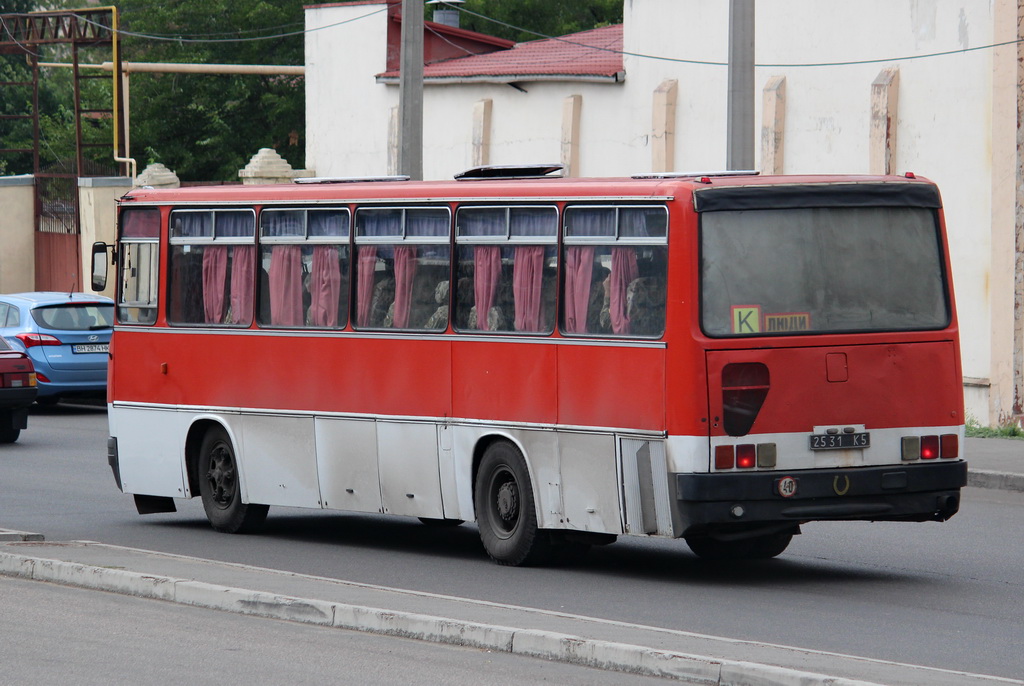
[715,445,735,470]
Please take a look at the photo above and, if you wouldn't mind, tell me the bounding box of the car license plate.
[809,432,869,450]
[73,343,109,354]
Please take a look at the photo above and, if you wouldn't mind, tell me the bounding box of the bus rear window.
[701,206,949,336]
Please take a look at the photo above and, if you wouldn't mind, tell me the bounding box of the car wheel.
[197,425,268,534]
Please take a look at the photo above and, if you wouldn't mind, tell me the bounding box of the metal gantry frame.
[0,6,126,177]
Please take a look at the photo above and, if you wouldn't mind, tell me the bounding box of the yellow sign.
[731,306,761,334]
[764,312,810,333]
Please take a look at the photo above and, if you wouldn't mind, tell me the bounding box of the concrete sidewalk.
[964,437,1024,492]
[1,440,1020,686]
[0,539,1016,686]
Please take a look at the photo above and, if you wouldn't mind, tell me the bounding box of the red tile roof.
[378,24,624,84]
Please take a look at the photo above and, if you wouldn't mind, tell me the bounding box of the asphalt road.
[2,404,1022,681]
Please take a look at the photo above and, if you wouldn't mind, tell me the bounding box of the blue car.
[0,292,114,404]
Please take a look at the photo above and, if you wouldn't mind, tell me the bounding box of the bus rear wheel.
[198,426,268,534]
[685,532,793,560]
[474,441,550,566]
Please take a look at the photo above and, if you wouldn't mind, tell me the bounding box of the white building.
[305,0,1024,427]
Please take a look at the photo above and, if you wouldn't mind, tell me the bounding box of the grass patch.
[965,413,1024,439]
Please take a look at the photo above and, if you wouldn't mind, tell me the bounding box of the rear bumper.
[675,461,967,537]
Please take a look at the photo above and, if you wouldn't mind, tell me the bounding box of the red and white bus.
[94,166,967,564]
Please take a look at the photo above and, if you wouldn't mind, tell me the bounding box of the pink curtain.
[202,246,228,324]
[563,246,594,334]
[356,247,378,327]
[228,245,254,325]
[513,246,544,332]
[392,246,417,329]
[473,246,501,331]
[310,245,342,327]
[269,245,304,326]
[610,247,639,335]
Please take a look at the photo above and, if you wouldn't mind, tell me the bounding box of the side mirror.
[91,242,110,291]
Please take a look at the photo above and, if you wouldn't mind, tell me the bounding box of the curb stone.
[0,529,44,542]
[0,550,884,686]
[967,470,1024,492]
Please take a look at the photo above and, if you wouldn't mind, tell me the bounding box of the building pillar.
[472,98,493,168]
[990,0,1024,425]
[760,76,786,175]
[78,176,133,298]
[561,94,582,177]
[651,80,677,174]
[869,67,899,175]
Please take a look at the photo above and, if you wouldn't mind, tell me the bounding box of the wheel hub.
[206,445,235,508]
[496,481,518,523]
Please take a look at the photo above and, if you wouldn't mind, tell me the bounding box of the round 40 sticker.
[777,476,798,498]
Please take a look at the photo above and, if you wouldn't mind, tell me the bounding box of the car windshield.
[0,337,11,351]
[31,304,115,331]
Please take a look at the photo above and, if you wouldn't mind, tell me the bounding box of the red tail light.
[721,362,770,436]
[736,444,756,468]
[920,435,939,459]
[16,332,61,348]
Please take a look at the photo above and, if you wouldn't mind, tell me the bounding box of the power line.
[452,4,1024,68]
[6,4,1021,68]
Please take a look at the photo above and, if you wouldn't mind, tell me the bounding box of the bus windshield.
[700,206,949,336]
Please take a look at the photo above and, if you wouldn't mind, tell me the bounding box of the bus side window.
[258,209,350,329]
[562,206,667,338]
[168,210,256,327]
[454,206,557,334]
[354,207,450,331]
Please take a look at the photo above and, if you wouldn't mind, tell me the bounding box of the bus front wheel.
[685,532,793,560]
[474,441,550,566]
[198,426,268,534]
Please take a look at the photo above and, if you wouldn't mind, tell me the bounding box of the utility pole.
[726,0,755,170]
[399,0,424,179]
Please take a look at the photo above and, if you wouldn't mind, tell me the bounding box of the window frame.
[166,208,257,328]
[559,204,669,339]
[257,207,352,329]
[116,208,162,326]
[453,204,559,336]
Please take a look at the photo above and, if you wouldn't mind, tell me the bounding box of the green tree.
[116,0,307,181]
[454,0,623,43]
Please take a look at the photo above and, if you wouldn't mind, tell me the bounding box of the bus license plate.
[809,432,869,450]
[73,343,109,354]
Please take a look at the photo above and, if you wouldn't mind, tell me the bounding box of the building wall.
[305,0,1022,425]
[0,175,36,293]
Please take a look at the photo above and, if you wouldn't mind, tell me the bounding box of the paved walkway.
[2,438,1020,686]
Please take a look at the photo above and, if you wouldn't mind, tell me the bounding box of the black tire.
[685,532,793,560]
[0,411,19,444]
[418,517,465,527]
[474,441,550,566]
[197,426,268,534]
